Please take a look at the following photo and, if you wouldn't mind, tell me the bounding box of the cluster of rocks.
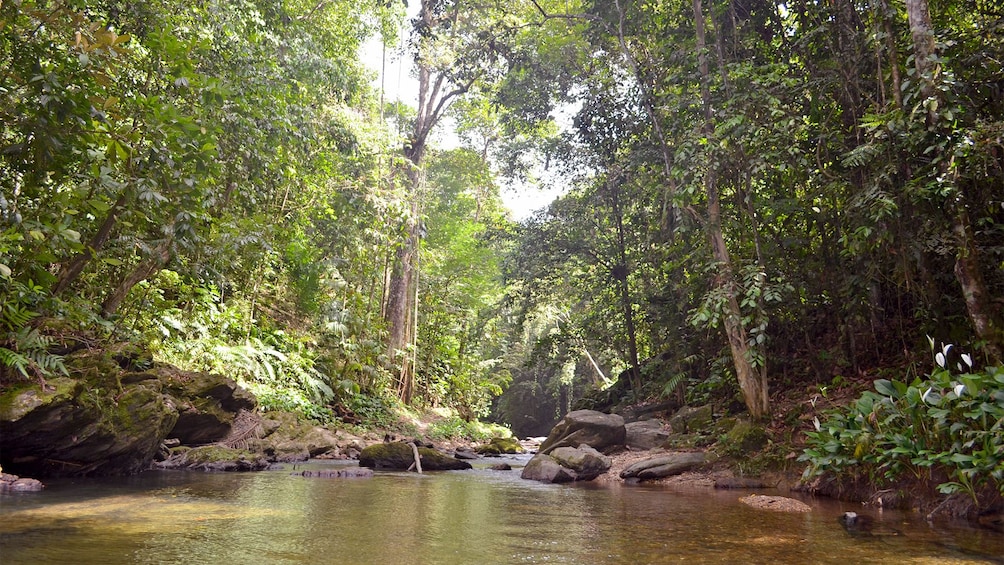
[0,342,776,497]
[1,470,44,492]
[518,407,763,485]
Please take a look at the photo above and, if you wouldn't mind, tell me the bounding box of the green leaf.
[88,199,112,213]
[874,379,899,398]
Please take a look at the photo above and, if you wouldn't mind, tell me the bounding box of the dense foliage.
[491,0,1003,431]
[802,343,1004,501]
[2,0,1002,464]
[0,0,512,429]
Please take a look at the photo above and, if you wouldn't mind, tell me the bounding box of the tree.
[384,0,513,402]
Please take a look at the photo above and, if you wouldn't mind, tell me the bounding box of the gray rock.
[549,445,612,480]
[454,448,479,460]
[296,467,373,478]
[520,454,576,483]
[0,472,44,492]
[619,451,711,480]
[625,419,670,450]
[539,410,625,455]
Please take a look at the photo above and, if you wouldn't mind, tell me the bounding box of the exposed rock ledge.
[0,344,364,477]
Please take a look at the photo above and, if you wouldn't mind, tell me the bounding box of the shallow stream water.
[2,457,1001,564]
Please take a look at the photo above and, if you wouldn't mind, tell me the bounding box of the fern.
[2,303,36,331]
[0,328,67,380]
[0,274,66,380]
[0,347,30,378]
[661,372,688,399]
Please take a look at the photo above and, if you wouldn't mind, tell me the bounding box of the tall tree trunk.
[611,184,641,391]
[384,0,476,401]
[693,0,769,419]
[905,0,1002,359]
[386,162,422,403]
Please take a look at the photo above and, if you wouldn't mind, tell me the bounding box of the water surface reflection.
[2,459,1001,564]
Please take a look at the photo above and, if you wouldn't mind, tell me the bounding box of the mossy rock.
[0,377,178,477]
[359,442,472,471]
[476,436,523,455]
[0,378,80,422]
[719,419,769,457]
[668,405,713,434]
[0,343,261,477]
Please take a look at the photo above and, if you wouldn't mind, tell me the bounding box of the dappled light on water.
[2,460,1001,564]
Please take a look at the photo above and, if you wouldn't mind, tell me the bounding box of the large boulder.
[0,346,258,477]
[619,451,713,480]
[520,454,576,483]
[538,410,625,455]
[625,419,670,450]
[0,375,178,477]
[549,445,612,480]
[358,442,473,471]
[521,445,611,483]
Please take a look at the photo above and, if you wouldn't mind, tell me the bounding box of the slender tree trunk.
[384,0,478,401]
[905,0,1002,359]
[385,169,421,401]
[100,237,172,317]
[693,0,769,419]
[52,192,128,295]
[611,186,641,391]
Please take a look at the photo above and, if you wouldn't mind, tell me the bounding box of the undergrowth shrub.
[801,341,1004,502]
[427,415,512,442]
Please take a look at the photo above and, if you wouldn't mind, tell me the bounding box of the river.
[2,457,1001,564]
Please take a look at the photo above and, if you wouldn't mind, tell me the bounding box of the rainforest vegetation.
[2,0,1002,494]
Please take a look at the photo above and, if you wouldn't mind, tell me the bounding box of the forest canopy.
[2,0,1002,438]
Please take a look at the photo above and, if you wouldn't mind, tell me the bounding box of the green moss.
[184,445,256,464]
[0,378,79,421]
[717,419,769,458]
[476,436,524,455]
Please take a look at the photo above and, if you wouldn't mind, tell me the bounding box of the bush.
[801,342,1004,502]
[428,415,512,442]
